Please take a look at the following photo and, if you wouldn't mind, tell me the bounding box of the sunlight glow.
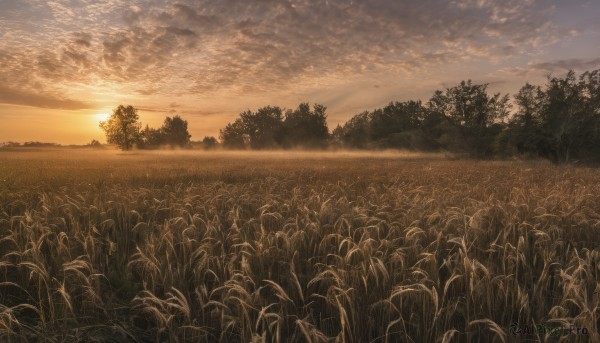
[94,112,110,123]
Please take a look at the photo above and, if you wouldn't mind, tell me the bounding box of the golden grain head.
[0,149,598,342]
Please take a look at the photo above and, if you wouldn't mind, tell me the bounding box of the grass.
[0,148,598,342]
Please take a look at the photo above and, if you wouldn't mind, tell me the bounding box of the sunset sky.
[1,0,599,144]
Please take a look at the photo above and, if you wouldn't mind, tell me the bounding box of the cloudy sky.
[1,0,599,144]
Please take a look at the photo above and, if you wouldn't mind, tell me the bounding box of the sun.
[94,112,110,122]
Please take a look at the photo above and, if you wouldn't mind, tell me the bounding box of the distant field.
[1,149,598,342]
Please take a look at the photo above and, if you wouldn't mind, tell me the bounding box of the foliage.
[428,80,511,157]
[536,70,600,163]
[369,101,427,148]
[99,105,142,150]
[0,141,20,147]
[220,103,329,149]
[220,116,251,149]
[334,101,454,151]
[141,116,192,148]
[201,136,218,149]
[429,80,510,129]
[238,106,284,149]
[502,70,600,163]
[330,69,600,163]
[97,70,600,161]
[141,125,165,147]
[281,103,329,149]
[332,111,371,149]
[87,139,103,148]
[100,106,192,150]
[161,115,191,147]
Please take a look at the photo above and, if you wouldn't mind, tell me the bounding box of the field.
[0,149,599,342]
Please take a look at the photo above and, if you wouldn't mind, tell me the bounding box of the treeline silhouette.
[0,141,61,148]
[15,69,596,164]
[220,69,600,163]
[220,103,329,149]
[99,105,193,150]
[0,140,106,149]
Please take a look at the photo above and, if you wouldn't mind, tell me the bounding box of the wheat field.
[0,149,598,342]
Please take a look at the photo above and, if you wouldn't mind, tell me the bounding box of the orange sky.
[1,0,599,144]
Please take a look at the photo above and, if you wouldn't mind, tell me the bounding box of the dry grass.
[0,148,598,342]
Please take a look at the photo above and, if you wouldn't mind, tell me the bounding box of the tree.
[241,106,284,149]
[87,139,103,148]
[497,83,546,157]
[282,103,329,149]
[220,118,248,149]
[335,101,439,150]
[498,70,600,163]
[141,125,164,147]
[202,136,218,149]
[429,81,509,129]
[536,70,600,163]
[513,83,543,129]
[369,101,428,149]
[99,105,142,150]
[221,106,283,149]
[219,106,284,149]
[334,111,371,149]
[428,81,510,157]
[419,109,459,151]
[160,115,191,147]
[219,103,329,150]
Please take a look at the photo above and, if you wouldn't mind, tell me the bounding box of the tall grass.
[0,149,598,342]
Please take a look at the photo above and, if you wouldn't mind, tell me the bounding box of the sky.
[0,0,599,144]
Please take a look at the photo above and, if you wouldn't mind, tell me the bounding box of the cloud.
[135,0,570,94]
[0,0,595,110]
[136,104,223,117]
[502,58,600,77]
[528,58,600,73]
[72,32,92,47]
[0,85,93,110]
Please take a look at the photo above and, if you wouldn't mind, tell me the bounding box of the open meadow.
[1,149,599,342]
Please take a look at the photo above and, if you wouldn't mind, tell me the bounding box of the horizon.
[1,0,599,144]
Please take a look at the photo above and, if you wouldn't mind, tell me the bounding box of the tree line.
[99,105,193,150]
[333,69,600,163]
[101,69,600,163]
[219,103,329,149]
